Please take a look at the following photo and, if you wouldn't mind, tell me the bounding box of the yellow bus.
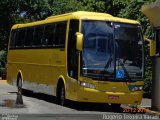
[7,11,144,107]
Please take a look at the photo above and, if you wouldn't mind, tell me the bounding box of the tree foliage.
[80,0,106,12]
[18,0,52,20]
[51,0,84,15]
[0,0,19,50]
[0,0,155,50]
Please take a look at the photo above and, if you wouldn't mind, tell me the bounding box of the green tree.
[50,0,85,15]
[80,0,106,12]
[19,0,52,21]
[18,0,85,21]
[0,0,20,50]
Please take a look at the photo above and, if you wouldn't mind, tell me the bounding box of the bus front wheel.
[57,84,65,106]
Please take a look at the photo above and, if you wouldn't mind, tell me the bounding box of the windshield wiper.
[117,59,131,81]
[104,57,113,69]
[101,57,114,79]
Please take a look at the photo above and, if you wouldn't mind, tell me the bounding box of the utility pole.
[141,0,160,111]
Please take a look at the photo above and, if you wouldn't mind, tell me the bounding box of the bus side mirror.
[76,32,83,51]
[144,37,156,56]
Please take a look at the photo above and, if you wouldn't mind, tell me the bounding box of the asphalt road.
[0,80,159,120]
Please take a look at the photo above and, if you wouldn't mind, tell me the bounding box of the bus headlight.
[130,86,143,91]
[139,86,143,90]
[80,81,96,89]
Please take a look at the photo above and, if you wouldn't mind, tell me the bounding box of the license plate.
[108,95,119,99]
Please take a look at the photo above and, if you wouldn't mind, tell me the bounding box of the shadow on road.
[66,102,124,113]
[21,89,124,113]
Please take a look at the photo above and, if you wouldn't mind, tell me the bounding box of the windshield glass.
[82,21,114,79]
[81,20,144,80]
[115,23,144,79]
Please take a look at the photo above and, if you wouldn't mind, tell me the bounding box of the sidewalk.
[141,98,151,108]
[140,97,160,117]
[0,79,7,84]
[144,108,160,117]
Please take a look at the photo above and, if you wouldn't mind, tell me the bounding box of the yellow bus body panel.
[7,11,143,105]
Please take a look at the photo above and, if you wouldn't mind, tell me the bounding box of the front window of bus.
[115,23,144,79]
[81,20,144,80]
[82,21,115,79]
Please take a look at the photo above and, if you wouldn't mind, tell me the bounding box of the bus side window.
[43,24,55,46]
[55,21,67,47]
[24,28,34,47]
[33,26,44,46]
[16,29,26,47]
[10,30,17,48]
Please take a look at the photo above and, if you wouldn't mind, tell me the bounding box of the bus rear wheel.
[57,84,65,106]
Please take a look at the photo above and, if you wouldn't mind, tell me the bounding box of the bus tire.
[17,75,22,95]
[57,83,65,106]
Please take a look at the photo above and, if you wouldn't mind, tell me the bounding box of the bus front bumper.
[77,87,143,105]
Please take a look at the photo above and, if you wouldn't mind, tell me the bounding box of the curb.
[142,108,160,117]
[0,80,7,84]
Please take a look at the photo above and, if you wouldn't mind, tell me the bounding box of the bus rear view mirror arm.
[76,32,83,51]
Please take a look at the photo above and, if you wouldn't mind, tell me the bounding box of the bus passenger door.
[67,20,79,99]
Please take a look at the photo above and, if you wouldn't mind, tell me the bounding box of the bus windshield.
[81,20,144,80]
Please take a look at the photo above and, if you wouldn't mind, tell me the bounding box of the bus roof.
[11,11,140,29]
